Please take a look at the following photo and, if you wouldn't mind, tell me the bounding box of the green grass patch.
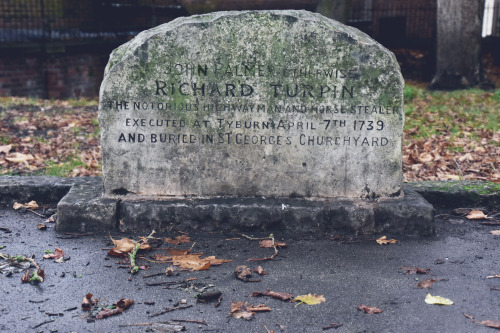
[45,156,85,177]
[404,84,500,140]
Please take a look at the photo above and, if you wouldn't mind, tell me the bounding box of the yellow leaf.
[294,293,326,305]
[424,294,453,305]
[376,236,399,245]
[466,210,488,220]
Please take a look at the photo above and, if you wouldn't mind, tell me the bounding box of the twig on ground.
[148,305,193,318]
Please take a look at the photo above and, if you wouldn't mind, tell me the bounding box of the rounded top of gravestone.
[99,10,404,199]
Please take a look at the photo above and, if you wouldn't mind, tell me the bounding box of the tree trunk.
[316,0,352,23]
[429,0,485,90]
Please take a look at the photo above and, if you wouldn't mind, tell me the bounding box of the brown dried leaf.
[165,235,191,245]
[96,308,123,319]
[37,223,47,230]
[165,266,175,276]
[490,230,500,236]
[230,301,271,320]
[358,304,383,314]
[480,320,500,329]
[376,236,399,245]
[466,210,488,220]
[254,266,268,275]
[417,278,437,288]
[13,201,39,210]
[116,298,134,310]
[235,265,252,281]
[109,235,151,254]
[401,266,430,274]
[166,248,190,256]
[82,293,96,310]
[250,289,293,302]
[43,247,64,260]
[165,251,232,271]
[259,240,287,248]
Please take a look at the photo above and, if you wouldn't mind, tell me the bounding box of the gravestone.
[99,10,403,199]
[57,10,434,235]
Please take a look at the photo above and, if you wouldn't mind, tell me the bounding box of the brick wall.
[0,49,109,98]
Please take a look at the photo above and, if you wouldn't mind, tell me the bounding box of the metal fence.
[0,0,188,44]
[348,2,437,48]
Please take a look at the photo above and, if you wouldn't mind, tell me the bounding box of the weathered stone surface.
[0,176,81,205]
[99,10,404,199]
[0,176,433,235]
[56,178,117,232]
[116,186,433,236]
[410,180,500,210]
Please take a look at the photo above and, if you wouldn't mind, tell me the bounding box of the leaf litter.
[358,304,383,314]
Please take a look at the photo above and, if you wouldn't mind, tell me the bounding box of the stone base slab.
[56,179,434,236]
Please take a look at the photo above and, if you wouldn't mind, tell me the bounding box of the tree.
[429,0,485,90]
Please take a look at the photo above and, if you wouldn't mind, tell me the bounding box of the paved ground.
[1,203,499,332]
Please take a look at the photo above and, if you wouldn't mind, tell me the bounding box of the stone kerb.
[99,10,404,199]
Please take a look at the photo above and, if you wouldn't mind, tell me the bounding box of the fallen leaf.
[43,247,65,260]
[235,265,253,281]
[480,320,500,329]
[37,223,47,230]
[165,266,175,276]
[165,235,191,245]
[424,293,453,305]
[164,250,232,271]
[417,278,437,288]
[81,293,96,310]
[45,214,56,223]
[13,202,23,210]
[254,266,268,275]
[5,152,34,163]
[358,304,383,314]
[96,308,123,319]
[13,201,39,210]
[166,248,190,256]
[466,210,488,220]
[401,266,430,274]
[259,239,287,248]
[486,274,500,279]
[250,289,293,302]
[376,236,399,245]
[0,144,12,154]
[294,293,326,305]
[108,235,151,256]
[490,230,500,236]
[230,301,271,320]
[116,298,134,309]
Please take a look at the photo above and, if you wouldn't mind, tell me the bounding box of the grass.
[45,156,86,177]
[404,85,500,140]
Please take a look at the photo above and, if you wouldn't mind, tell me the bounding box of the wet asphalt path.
[0,205,499,332]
